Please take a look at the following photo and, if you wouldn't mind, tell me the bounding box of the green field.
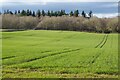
[2,30,118,78]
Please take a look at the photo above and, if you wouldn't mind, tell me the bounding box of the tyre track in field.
[2,56,16,60]
[37,34,104,68]
[3,50,52,60]
[25,48,81,63]
[95,35,106,48]
[100,35,108,48]
[89,34,108,65]
[7,48,81,66]
[95,34,108,48]
[2,50,55,65]
[90,50,104,64]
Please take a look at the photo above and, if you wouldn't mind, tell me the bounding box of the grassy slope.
[2,30,118,78]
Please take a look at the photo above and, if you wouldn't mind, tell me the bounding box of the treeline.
[1,14,119,33]
[36,16,119,33]
[2,9,92,18]
[2,14,39,29]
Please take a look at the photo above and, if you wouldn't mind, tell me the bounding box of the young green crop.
[2,30,118,78]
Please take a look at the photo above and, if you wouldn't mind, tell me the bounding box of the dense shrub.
[82,17,101,32]
[2,14,39,29]
[19,16,39,29]
[1,14,118,33]
[2,14,20,29]
[36,16,85,31]
[36,16,117,33]
[106,17,118,32]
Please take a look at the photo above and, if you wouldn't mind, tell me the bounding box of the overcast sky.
[0,0,119,3]
[0,0,119,18]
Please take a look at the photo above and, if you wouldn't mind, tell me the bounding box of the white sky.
[0,0,119,6]
[0,0,119,18]
[0,0,119,3]
[93,13,118,18]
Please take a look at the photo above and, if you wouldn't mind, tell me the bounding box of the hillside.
[2,30,118,78]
